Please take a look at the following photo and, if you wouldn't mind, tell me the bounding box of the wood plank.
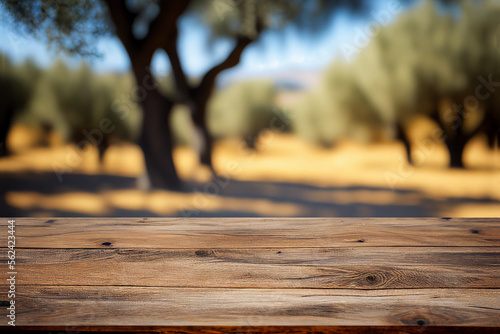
[4,217,499,248]
[8,326,500,333]
[6,248,499,289]
[13,286,500,326]
[10,217,498,226]
[3,218,499,329]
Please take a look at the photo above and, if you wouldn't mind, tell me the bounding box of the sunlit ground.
[1,124,499,217]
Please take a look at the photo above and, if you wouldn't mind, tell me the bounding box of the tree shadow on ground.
[180,178,498,217]
[0,171,497,217]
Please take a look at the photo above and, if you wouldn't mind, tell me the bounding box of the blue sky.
[0,1,405,80]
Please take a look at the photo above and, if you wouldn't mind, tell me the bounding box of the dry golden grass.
[1,125,499,217]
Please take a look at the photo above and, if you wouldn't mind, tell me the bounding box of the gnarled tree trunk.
[485,107,500,149]
[0,107,14,157]
[165,28,253,171]
[444,136,467,168]
[104,0,190,190]
[191,102,214,168]
[396,121,413,165]
[430,101,490,169]
[137,84,181,190]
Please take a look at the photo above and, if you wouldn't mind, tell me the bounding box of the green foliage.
[157,74,178,101]
[20,60,142,147]
[359,0,500,122]
[207,80,284,146]
[1,0,110,56]
[157,73,200,101]
[170,104,196,147]
[6,57,287,151]
[0,54,40,114]
[293,61,386,147]
[190,0,369,41]
[294,0,500,150]
[0,54,43,155]
[163,79,286,149]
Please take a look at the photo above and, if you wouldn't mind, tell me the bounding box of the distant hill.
[218,68,321,91]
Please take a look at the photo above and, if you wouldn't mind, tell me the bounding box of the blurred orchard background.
[0,0,499,217]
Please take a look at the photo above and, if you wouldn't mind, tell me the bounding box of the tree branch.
[194,11,264,107]
[104,0,191,72]
[102,0,138,55]
[195,35,253,106]
[164,26,192,103]
[142,0,191,62]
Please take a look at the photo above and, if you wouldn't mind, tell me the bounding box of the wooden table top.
[1,217,499,332]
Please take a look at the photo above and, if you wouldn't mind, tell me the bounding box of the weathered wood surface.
[1,217,499,329]
[8,326,500,333]
[4,217,499,248]
[8,248,500,288]
[14,287,500,326]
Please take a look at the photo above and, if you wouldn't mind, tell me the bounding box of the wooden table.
[2,217,499,333]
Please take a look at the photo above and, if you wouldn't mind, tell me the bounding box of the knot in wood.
[195,250,214,257]
[417,319,427,326]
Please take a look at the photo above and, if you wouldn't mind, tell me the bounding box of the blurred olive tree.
[356,0,500,167]
[0,54,41,156]
[1,0,371,189]
[294,0,499,168]
[165,78,285,150]
[293,61,386,148]
[165,0,371,170]
[208,80,287,149]
[23,61,141,161]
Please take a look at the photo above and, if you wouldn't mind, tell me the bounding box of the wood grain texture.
[13,286,500,326]
[4,217,499,248]
[5,247,499,289]
[1,217,499,329]
[7,326,500,333]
